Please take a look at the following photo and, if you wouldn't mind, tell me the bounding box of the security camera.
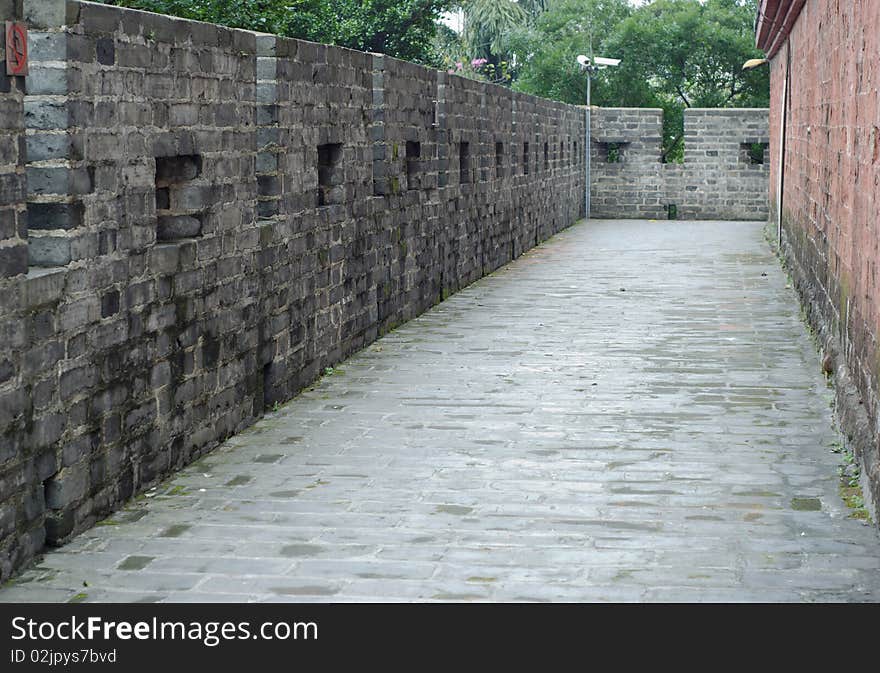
[576,55,620,69]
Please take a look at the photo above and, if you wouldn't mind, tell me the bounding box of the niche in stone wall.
[597,141,628,164]
[317,143,344,206]
[155,155,203,241]
[459,142,470,184]
[544,142,549,170]
[741,142,769,165]
[523,142,530,175]
[495,142,504,179]
[406,141,421,190]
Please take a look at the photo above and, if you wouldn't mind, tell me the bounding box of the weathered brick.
[28,31,67,61]
[0,388,25,427]
[58,296,100,331]
[26,132,71,162]
[0,244,27,278]
[44,462,88,510]
[24,100,68,130]
[24,66,68,96]
[27,202,83,231]
[0,172,25,205]
[23,0,66,29]
[29,232,71,267]
[28,412,65,449]
[59,364,99,399]
[22,268,67,307]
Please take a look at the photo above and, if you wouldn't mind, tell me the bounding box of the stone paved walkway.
[4,219,880,602]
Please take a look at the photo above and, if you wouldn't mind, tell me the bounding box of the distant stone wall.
[0,0,585,579]
[590,107,770,220]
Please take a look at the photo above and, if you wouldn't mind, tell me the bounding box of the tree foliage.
[461,0,528,61]
[606,0,768,109]
[506,0,633,103]
[101,0,452,64]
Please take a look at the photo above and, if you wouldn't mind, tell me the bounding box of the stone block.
[58,295,100,331]
[26,132,70,162]
[59,364,99,399]
[25,66,67,96]
[28,232,71,267]
[0,173,25,206]
[78,2,124,34]
[255,152,277,173]
[256,82,277,104]
[170,185,211,211]
[96,38,115,66]
[24,100,68,130]
[157,215,202,240]
[27,166,92,196]
[27,202,83,231]
[29,412,64,449]
[23,0,66,29]
[44,463,88,510]
[22,267,67,307]
[0,243,27,278]
[27,31,66,61]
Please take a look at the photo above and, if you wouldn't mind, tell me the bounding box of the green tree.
[101,0,452,64]
[461,0,528,63]
[323,0,453,62]
[610,0,768,109]
[434,1,531,84]
[507,0,634,104]
[605,0,768,159]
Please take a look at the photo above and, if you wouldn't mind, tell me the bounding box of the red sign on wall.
[5,21,28,76]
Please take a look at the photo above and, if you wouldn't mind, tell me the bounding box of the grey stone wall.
[0,0,586,579]
[0,0,34,575]
[589,107,770,220]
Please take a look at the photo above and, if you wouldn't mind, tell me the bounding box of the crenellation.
[590,107,769,220]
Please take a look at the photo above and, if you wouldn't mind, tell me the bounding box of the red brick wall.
[770,0,880,513]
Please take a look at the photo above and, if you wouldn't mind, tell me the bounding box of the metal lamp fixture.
[742,58,768,71]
